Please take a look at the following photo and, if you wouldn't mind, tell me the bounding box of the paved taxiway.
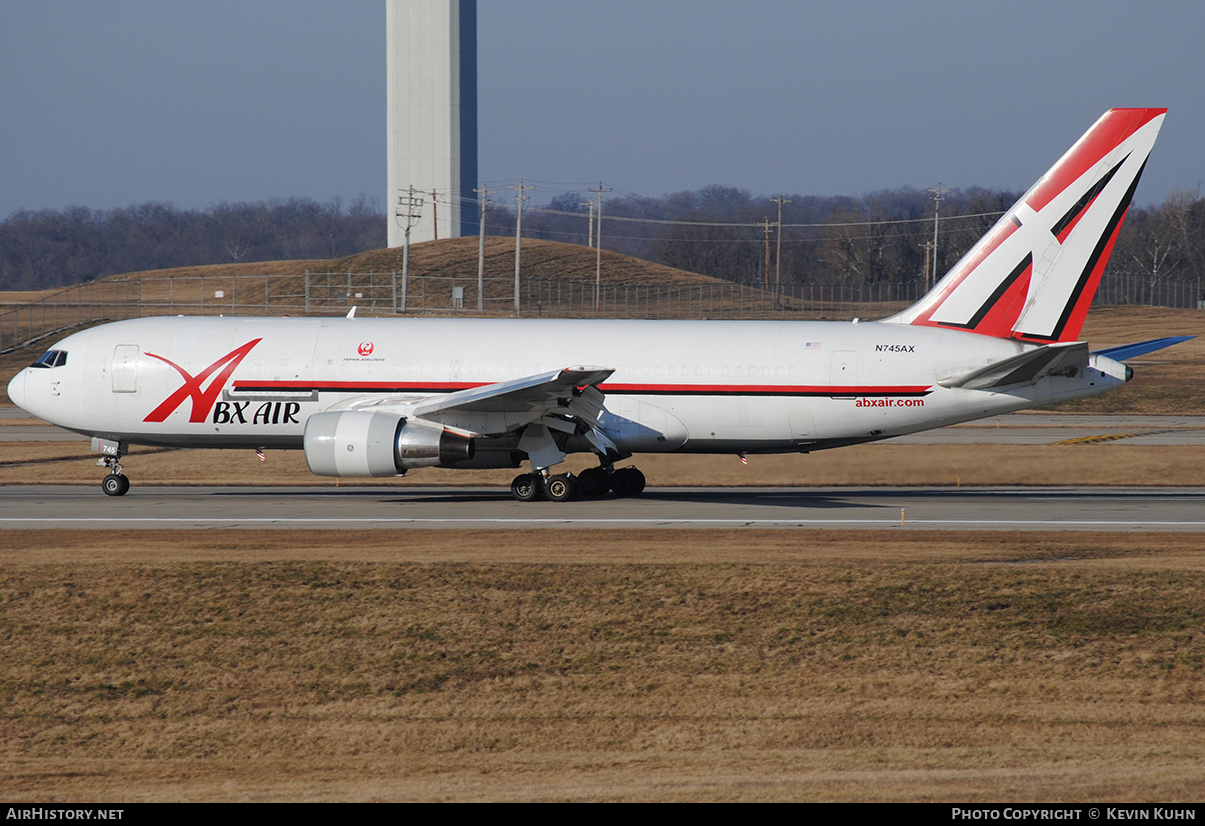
[3,484,1203,532]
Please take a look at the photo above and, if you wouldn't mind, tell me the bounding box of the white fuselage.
[9,315,1128,464]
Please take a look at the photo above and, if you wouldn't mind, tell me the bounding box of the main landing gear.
[509,465,645,503]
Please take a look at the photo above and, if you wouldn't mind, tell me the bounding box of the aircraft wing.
[413,366,612,418]
[939,341,1089,390]
[409,365,618,459]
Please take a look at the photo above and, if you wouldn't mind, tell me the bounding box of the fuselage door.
[830,350,857,387]
[112,345,139,393]
[789,412,816,446]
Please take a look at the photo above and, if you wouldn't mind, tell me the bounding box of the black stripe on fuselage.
[231,384,934,398]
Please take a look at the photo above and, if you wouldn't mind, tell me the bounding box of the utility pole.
[772,195,790,302]
[923,241,932,292]
[431,189,439,241]
[475,183,496,314]
[929,183,946,290]
[762,218,772,291]
[589,183,610,311]
[509,180,531,316]
[395,186,424,313]
[580,199,595,248]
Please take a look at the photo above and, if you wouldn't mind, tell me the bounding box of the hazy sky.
[2,0,1201,219]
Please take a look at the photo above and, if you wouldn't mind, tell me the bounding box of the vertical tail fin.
[890,108,1166,343]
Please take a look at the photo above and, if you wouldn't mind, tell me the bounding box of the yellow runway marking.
[1054,429,1178,445]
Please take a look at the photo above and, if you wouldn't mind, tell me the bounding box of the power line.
[509,204,1007,229]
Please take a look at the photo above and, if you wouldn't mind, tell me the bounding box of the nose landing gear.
[93,438,130,496]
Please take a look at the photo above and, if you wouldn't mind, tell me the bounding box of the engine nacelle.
[303,410,474,477]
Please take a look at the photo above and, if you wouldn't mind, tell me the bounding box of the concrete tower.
[386,0,477,246]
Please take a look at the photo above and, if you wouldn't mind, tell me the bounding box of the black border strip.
[1043,158,1147,342]
[1049,154,1127,238]
[233,384,935,399]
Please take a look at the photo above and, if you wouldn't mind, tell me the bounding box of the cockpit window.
[30,349,67,369]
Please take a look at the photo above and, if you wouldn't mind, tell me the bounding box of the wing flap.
[412,365,615,442]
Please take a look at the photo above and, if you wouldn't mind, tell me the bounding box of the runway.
[3,409,1202,533]
[3,484,1204,532]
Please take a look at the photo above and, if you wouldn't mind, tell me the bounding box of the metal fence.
[1,269,1199,354]
[1095,271,1205,309]
[0,278,144,354]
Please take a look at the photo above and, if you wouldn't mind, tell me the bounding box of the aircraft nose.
[7,369,27,411]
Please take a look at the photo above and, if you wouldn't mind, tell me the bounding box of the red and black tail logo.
[892,108,1165,343]
[143,339,262,423]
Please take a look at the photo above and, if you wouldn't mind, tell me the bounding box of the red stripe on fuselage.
[598,382,932,396]
[231,379,934,397]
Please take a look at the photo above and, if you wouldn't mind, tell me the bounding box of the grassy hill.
[0,239,718,309]
[0,239,729,324]
[329,237,719,287]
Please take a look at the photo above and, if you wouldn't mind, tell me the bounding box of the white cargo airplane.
[8,108,1187,500]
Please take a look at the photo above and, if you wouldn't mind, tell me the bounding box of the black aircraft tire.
[102,474,130,497]
[545,473,579,502]
[612,467,646,497]
[578,467,610,497]
[511,473,542,502]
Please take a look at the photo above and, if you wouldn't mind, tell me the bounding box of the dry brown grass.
[1,529,1204,802]
[1056,307,1205,414]
[0,260,335,312]
[4,240,723,322]
[125,239,733,319]
[0,303,1201,800]
[332,237,722,288]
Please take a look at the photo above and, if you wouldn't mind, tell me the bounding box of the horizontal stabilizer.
[939,341,1088,390]
[1092,336,1194,361]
